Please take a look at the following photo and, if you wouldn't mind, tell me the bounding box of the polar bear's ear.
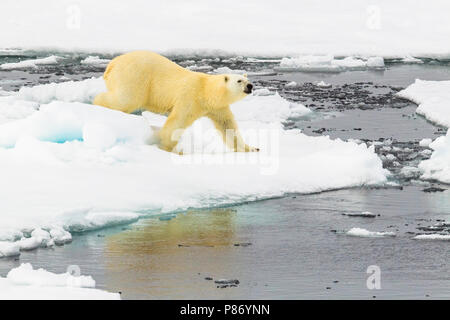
[224,76,229,82]
[243,74,248,78]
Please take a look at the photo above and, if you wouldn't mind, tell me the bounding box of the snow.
[346,227,395,238]
[401,55,423,64]
[399,166,421,179]
[0,56,60,70]
[253,88,272,96]
[414,234,450,240]
[316,81,331,88]
[276,55,384,72]
[0,77,387,248]
[0,98,39,124]
[80,55,110,66]
[419,138,432,148]
[1,1,450,58]
[215,67,246,75]
[16,77,106,104]
[187,65,213,72]
[398,80,450,183]
[0,242,20,257]
[419,131,450,183]
[0,263,120,299]
[285,81,298,88]
[397,80,450,128]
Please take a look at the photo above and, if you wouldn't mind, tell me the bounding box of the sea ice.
[419,131,450,183]
[398,80,450,183]
[346,228,395,238]
[276,55,384,72]
[397,80,450,128]
[0,263,120,299]
[0,56,60,70]
[0,77,387,248]
[414,234,450,240]
[419,138,432,147]
[80,56,110,66]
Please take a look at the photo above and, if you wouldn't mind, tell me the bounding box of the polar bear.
[93,51,258,153]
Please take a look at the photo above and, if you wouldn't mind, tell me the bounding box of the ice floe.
[80,56,110,66]
[0,77,387,248]
[413,234,450,241]
[15,77,106,104]
[0,55,60,70]
[214,66,246,74]
[276,55,384,72]
[0,263,120,299]
[346,228,395,238]
[397,80,450,128]
[419,131,450,183]
[398,80,450,183]
[419,138,432,148]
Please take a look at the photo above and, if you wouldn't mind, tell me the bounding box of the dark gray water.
[0,52,449,299]
[1,186,450,299]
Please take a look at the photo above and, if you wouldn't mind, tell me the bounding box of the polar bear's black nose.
[246,83,253,91]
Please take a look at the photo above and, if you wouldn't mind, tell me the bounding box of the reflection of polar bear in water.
[94,51,258,153]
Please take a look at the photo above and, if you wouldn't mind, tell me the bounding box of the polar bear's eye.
[237,80,242,83]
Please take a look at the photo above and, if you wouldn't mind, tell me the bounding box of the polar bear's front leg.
[158,107,197,153]
[208,107,259,152]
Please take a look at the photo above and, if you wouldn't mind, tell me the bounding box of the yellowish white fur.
[94,51,258,152]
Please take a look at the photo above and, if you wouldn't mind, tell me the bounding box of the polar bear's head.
[223,74,253,103]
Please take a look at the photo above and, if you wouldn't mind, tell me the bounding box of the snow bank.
[346,227,395,238]
[0,263,120,299]
[16,77,106,104]
[0,56,60,70]
[0,242,20,257]
[398,80,450,183]
[0,98,39,124]
[397,80,450,128]
[276,55,384,72]
[0,100,151,148]
[0,78,387,246]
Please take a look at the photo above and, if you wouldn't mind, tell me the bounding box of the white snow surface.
[80,56,111,65]
[414,234,450,240]
[419,131,450,183]
[398,80,450,183]
[1,0,450,58]
[0,56,60,70]
[346,227,395,238]
[276,55,384,72]
[397,80,450,128]
[0,77,387,246]
[0,263,120,299]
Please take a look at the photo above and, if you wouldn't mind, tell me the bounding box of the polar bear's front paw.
[245,145,260,152]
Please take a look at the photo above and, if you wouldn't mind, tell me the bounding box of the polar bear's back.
[102,51,191,112]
